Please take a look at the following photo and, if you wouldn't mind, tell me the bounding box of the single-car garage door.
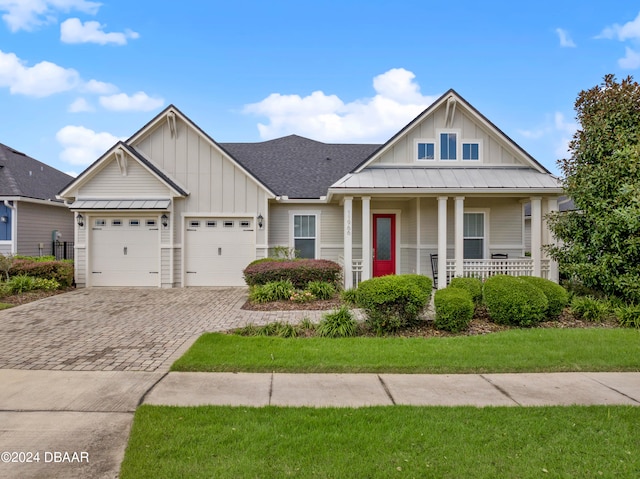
[91,217,160,287]
[184,217,255,286]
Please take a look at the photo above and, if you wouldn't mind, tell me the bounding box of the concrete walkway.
[1,289,640,478]
[144,371,640,408]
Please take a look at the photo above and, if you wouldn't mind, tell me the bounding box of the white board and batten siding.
[370,105,524,167]
[131,115,271,286]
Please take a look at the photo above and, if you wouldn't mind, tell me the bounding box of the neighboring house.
[58,90,564,289]
[0,143,75,258]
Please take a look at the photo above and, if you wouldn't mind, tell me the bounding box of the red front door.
[373,214,395,277]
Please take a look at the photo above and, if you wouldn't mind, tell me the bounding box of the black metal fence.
[52,242,74,261]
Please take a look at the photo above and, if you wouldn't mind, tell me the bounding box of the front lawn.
[171,328,640,373]
[120,405,640,478]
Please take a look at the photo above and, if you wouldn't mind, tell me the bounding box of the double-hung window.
[293,214,316,259]
[463,212,485,259]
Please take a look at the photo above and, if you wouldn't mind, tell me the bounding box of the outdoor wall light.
[257,213,264,229]
[0,216,7,223]
[76,214,84,227]
[161,214,169,228]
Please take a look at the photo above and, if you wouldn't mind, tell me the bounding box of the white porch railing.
[339,257,550,288]
[445,258,550,282]
[338,256,364,289]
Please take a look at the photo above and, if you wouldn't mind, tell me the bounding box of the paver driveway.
[0,287,320,372]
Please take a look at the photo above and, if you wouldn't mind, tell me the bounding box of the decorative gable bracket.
[444,97,457,128]
[115,147,128,176]
[167,111,177,138]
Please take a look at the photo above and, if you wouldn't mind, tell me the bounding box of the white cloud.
[598,11,640,41]
[597,12,640,69]
[68,97,93,112]
[555,28,576,47]
[56,125,123,166]
[243,68,438,142]
[554,113,577,159]
[81,78,118,94]
[60,17,139,45]
[0,49,79,96]
[0,0,101,32]
[619,47,640,69]
[99,91,164,111]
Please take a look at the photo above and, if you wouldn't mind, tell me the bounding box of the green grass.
[120,405,640,478]
[171,328,640,373]
[0,302,13,310]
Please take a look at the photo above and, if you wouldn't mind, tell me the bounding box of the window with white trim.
[464,212,484,259]
[440,132,457,160]
[462,142,480,161]
[293,214,316,259]
[417,141,435,160]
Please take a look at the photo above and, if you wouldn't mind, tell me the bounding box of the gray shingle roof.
[220,135,380,198]
[0,143,73,201]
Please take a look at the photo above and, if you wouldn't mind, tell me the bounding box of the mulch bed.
[241,298,343,311]
[240,297,620,338]
[0,287,76,306]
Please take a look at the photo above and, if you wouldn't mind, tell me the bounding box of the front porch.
[339,195,559,290]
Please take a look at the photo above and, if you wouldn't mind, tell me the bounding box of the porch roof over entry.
[69,199,171,210]
[330,167,563,194]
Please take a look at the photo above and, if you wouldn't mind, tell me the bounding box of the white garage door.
[91,217,160,287]
[184,217,255,286]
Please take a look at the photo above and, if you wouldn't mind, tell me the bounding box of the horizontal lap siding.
[78,159,170,197]
[16,202,74,256]
[268,204,343,260]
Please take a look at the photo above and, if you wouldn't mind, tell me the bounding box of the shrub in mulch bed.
[9,259,74,287]
[243,259,342,289]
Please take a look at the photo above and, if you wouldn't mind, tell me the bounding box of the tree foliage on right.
[547,74,640,303]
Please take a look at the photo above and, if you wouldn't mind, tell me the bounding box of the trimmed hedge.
[482,275,548,327]
[434,287,474,332]
[356,274,432,335]
[520,276,569,318]
[449,277,483,305]
[243,259,342,289]
[9,259,73,287]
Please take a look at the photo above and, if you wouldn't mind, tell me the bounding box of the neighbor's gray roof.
[220,135,380,198]
[69,199,172,210]
[330,167,563,192]
[0,142,73,201]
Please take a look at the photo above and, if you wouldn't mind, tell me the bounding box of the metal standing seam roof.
[69,199,172,210]
[330,167,563,191]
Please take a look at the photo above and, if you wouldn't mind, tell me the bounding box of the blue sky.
[1,0,639,177]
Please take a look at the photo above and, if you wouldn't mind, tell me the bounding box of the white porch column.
[343,196,353,289]
[437,196,448,289]
[361,196,371,282]
[531,197,542,278]
[546,197,560,283]
[454,196,465,278]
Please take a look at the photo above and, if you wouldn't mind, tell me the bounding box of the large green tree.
[547,74,640,303]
